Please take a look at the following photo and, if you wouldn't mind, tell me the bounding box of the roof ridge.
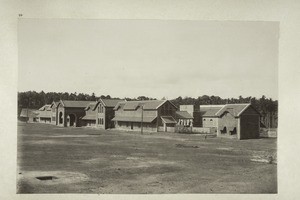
[214,105,227,116]
[126,100,163,102]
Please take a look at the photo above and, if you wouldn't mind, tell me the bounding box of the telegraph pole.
[141,105,144,134]
[26,96,29,123]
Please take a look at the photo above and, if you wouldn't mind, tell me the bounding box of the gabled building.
[38,104,52,123]
[112,100,178,132]
[200,104,261,140]
[50,101,59,125]
[56,100,95,127]
[94,98,125,129]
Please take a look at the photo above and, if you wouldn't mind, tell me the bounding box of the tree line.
[18,91,278,127]
[17,91,157,113]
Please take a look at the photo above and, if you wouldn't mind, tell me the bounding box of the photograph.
[17,19,278,194]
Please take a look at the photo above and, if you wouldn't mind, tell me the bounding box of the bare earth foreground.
[17,122,277,194]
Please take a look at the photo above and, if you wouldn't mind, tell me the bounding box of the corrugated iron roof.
[93,99,124,110]
[175,111,193,119]
[200,104,260,117]
[161,116,177,124]
[20,109,39,118]
[114,100,176,111]
[216,104,251,117]
[123,101,145,110]
[84,102,97,110]
[101,99,123,107]
[113,102,126,111]
[202,108,223,117]
[112,116,156,123]
[200,105,225,117]
[61,100,95,108]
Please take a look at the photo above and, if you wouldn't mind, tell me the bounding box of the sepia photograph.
[17,19,278,194]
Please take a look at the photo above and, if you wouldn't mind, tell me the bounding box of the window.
[203,119,206,121]
[210,119,213,121]
[98,118,104,125]
[98,105,104,113]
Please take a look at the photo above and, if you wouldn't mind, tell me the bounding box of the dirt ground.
[17,122,277,194]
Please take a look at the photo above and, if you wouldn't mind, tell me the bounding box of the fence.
[260,128,277,138]
[175,125,192,133]
[192,127,211,134]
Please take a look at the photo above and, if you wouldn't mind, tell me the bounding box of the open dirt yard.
[17,122,277,194]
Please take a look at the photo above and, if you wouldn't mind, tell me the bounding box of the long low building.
[112,100,178,132]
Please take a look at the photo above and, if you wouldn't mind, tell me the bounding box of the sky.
[18,19,279,100]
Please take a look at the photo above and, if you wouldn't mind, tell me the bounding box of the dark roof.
[114,100,176,111]
[161,116,177,124]
[175,111,193,119]
[20,109,39,118]
[112,116,157,123]
[60,100,95,108]
[215,104,251,117]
